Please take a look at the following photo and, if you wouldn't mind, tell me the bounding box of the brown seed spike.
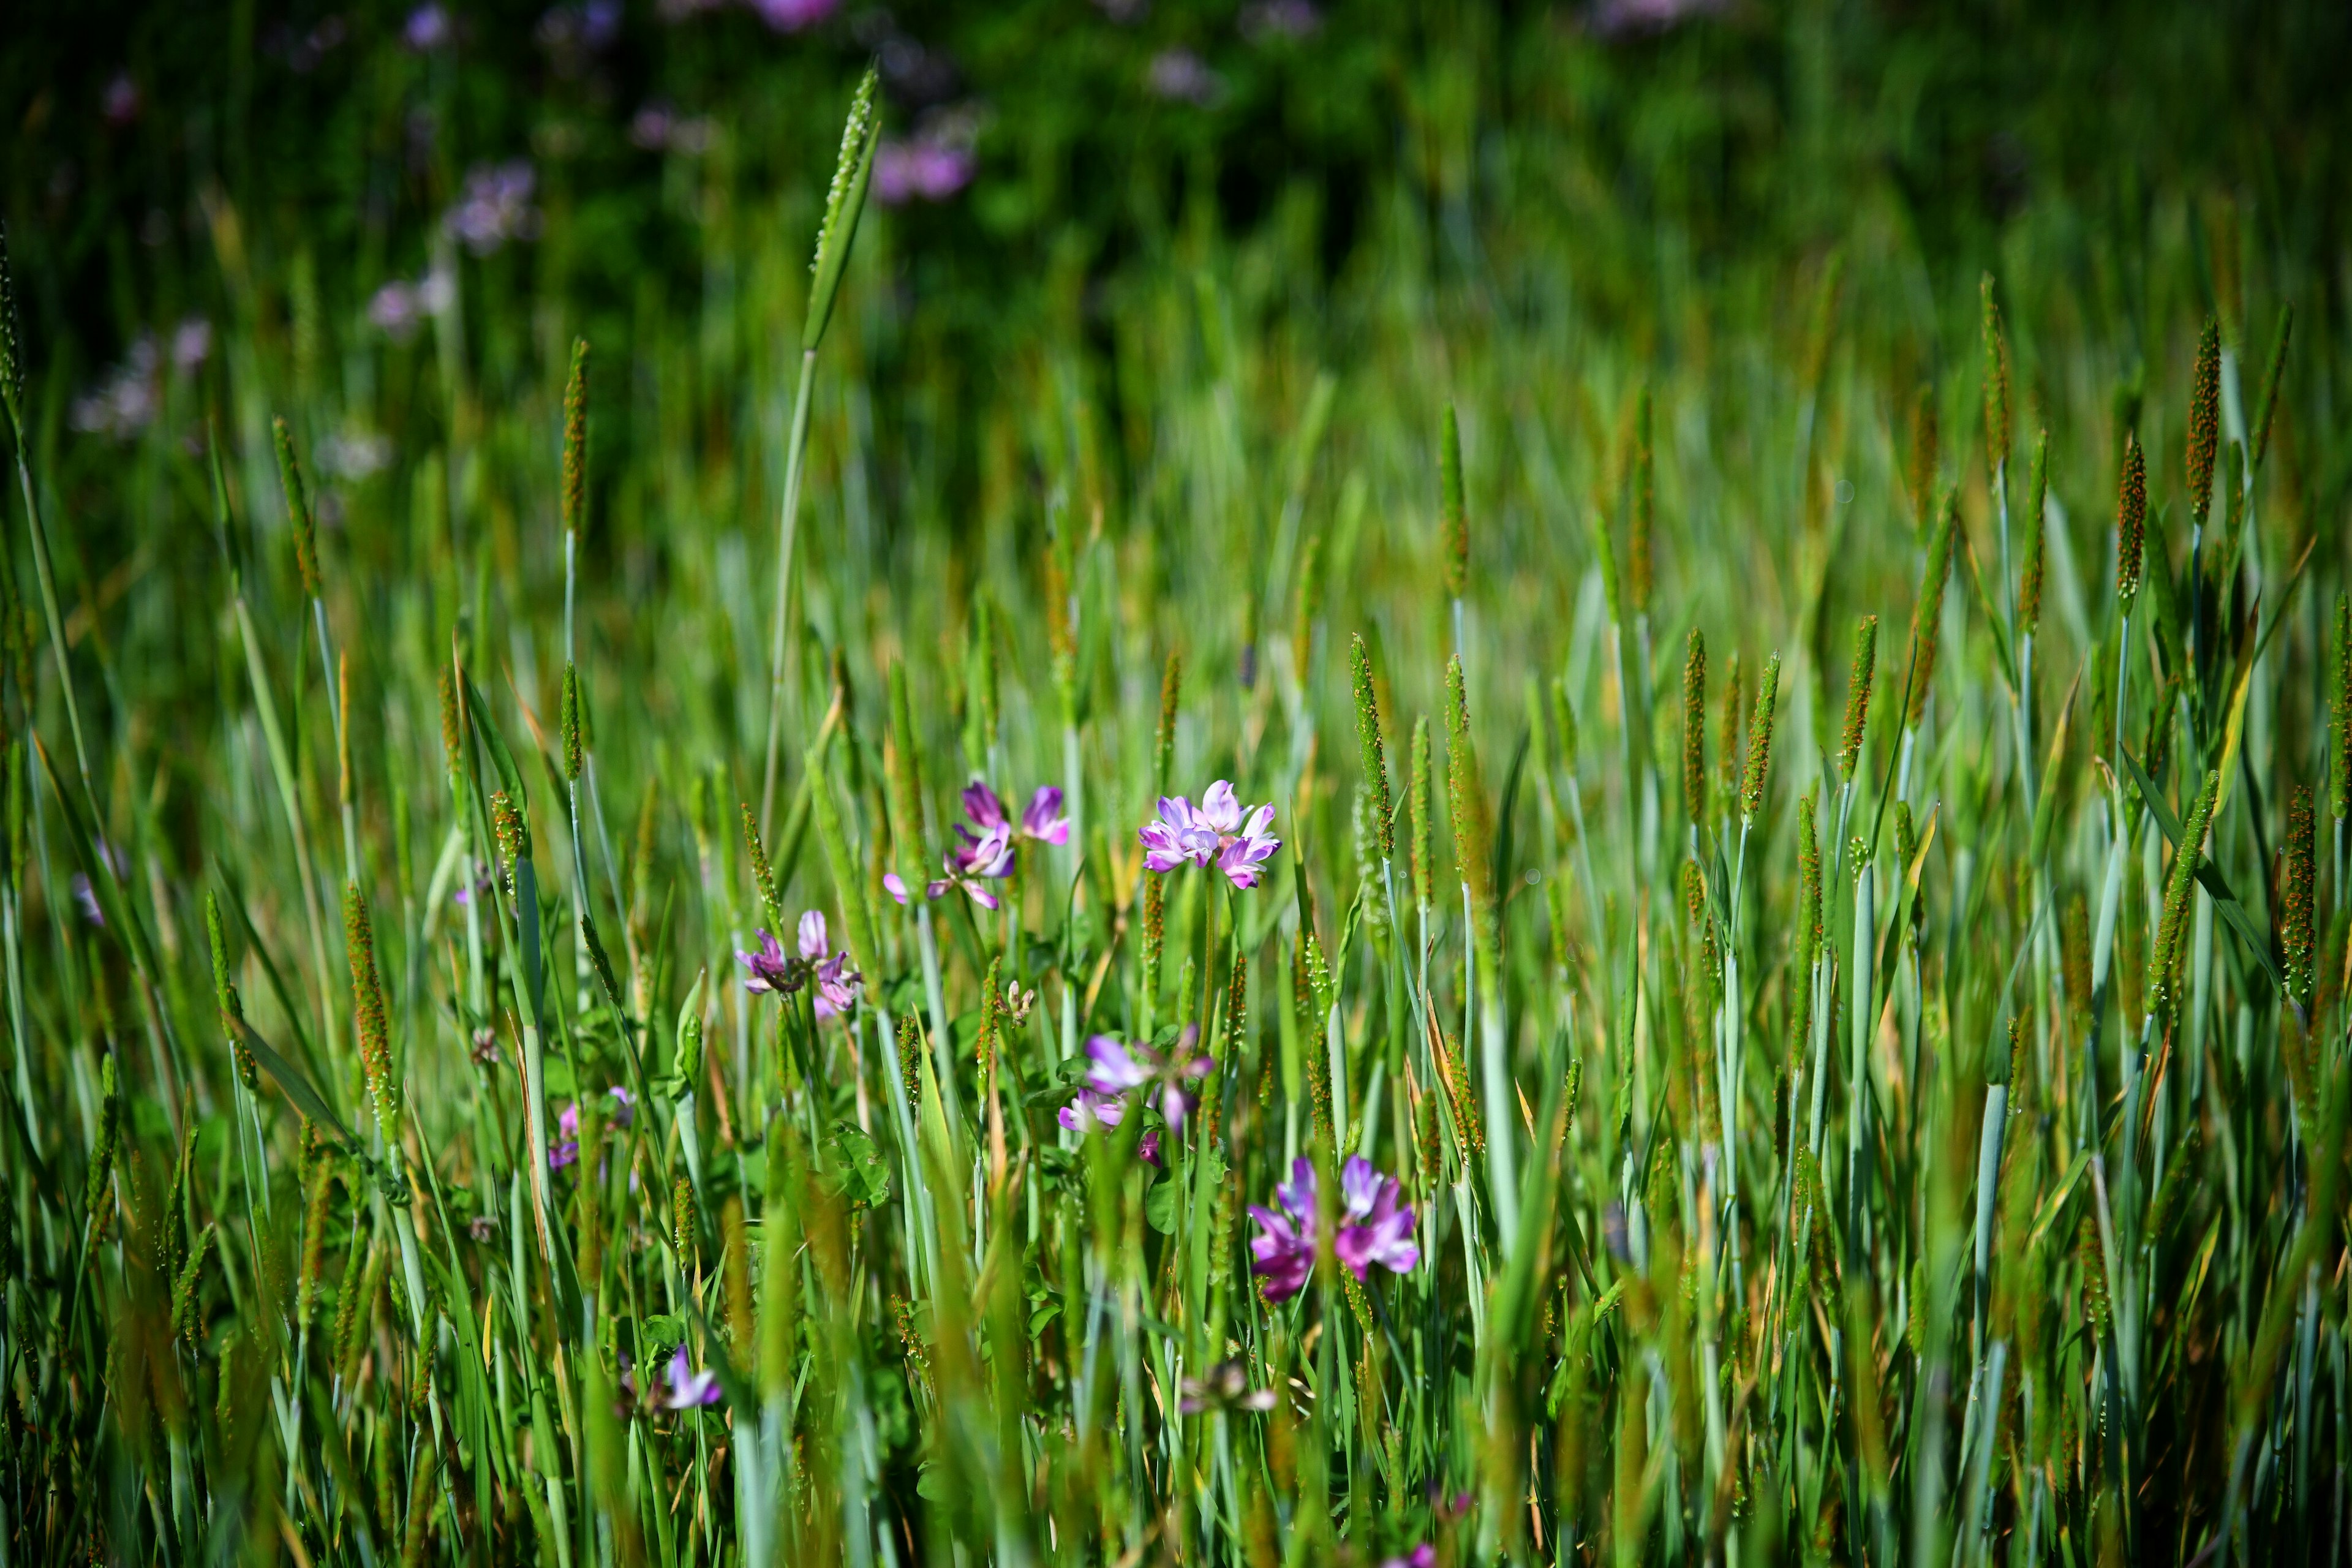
[2116,431,2147,605]
[2187,316,2220,529]
[1981,274,2011,484]
[2283,785,2315,1009]
[344,883,399,1147]
[1681,628,1706,831]
[1839,616,1877,783]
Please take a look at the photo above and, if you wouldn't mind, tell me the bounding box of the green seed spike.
[1589,497,1622,627]
[1155,649,1182,798]
[1349,635,1393,862]
[0,222,21,429]
[205,892,257,1091]
[273,415,320,598]
[2332,592,2350,823]
[2147,768,2219,1019]
[85,1053,119,1216]
[2187,315,2220,529]
[561,338,589,538]
[1440,403,1468,601]
[344,883,400,1148]
[438,663,463,789]
[2282,785,2314,1009]
[1444,657,1494,940]
[2019,429,2049,638]
[560,662,583,783]
[1629,385,1654,616]
[740,801,783,937]
[1908,491,1957,729]
[1681,627,1706,829]
[2116,430,2146,606]
[1907,382,1939,529]
[1717,649,1743,809]
[1742,652,1781,822]
[1797,786,1822,957]
[1840,616,1877,783]
[804,64,881,353]
[1981,273,2011,484]
[1550,677,1579,776]
[1409,714,1433,915]
[2252,303,2293,470]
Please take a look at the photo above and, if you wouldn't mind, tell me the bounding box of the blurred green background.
[4,0,2348,856]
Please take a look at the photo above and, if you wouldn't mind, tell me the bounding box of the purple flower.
[1021,786,1071,845]
[663,1347,722,1408]
[1246,1155,1417,1302]
[747,0,837,30]
[962,782,1010,831]
[1146,48,1223,105]
[1246,1163,1317,1303]
[443,161,540,256]
[930,821,1015,909]
[1178,1359,1279,1415]
[812,949,862,1019]
[1137,1128,1163,1167]
[71,873,104,926]
[1139,782,1279,889]
[1057,1086,1128,1135]
[1084,1031,1213,1128]
[874,137,976,206]
[1332,1155,1419,1282]
[736,929,800,995]
[403,4,451,49]
[551,1087,633,1168]
[1378,1549,1436,1568]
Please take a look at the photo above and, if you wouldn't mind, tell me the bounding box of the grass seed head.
[1981,273,2011,483]
[1349,635,1393,862]
[1840,616,1877,782]
[273,415,320,599]
[344,883,399,1148]
[2116,430,2146,606]
[804,64,880,352]
[0,222,20,428]
[2147,768,2218,1019]
[1409,713,1433,914]
[1906,382,1939,529]
[1907,491,1957,728]
[1629,385,1654,614]
[1681,627,1707,830]
[2187,315,2220,528]
[562,337,589,537]
[2019,428,2049,638]
[2284,785,2315,1009]
[1741,652,1781,822]
[560,662,584,782]
[1441,403,1468,600]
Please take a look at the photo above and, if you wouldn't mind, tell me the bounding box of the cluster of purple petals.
[1139,782,1280,889]
[550,1085,634,1169]
[736,911,862,1017]
[1246,1155,1418,1302]
[885,783,1068,910]
[1057,1032,1213,1167]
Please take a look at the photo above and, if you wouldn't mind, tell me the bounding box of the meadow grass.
[2,40,2351,1568]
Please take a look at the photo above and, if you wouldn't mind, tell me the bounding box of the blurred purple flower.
[550,1086,633,1168]
[1137,1128,1163,1166]
[874,137,975,206]
[102,74,141,126]
[663,1347,722,1408]
[1140,782,1278,889]
[1084,1030,1213,1128]
[1332,1155,1419,1281]
[1238,0,1320,42]
[1146,49,1222,106]
[747,0,837,31]
[1378,1549,1436,1568]
[1021,786,1071,845]
[1247,1159,1318,1302]
[1587,0,1726,38]
[368,268,453,341]
[404,3,451,48]
[443,162,540,255]
[71,873,104,926]
[630,102,715,155]
[1179,1359,1278,1414]
[1057,1085,1127,1136]
[170,319,213,374]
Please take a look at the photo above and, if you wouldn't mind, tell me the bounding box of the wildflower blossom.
[663,1347,722,1408]
[403,4,451,49]
[1083,1031,1213,1128]
[1378,1548,1436,1568]
[748,0,838,31]
[1139,781,1280,889]
[551,1086,633,1169]
[1246,1155,1418,1302]
[443,162,541,255]
[736,928,801,995]
[1178,1359,1279,1414]
[796,911,864,1017]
